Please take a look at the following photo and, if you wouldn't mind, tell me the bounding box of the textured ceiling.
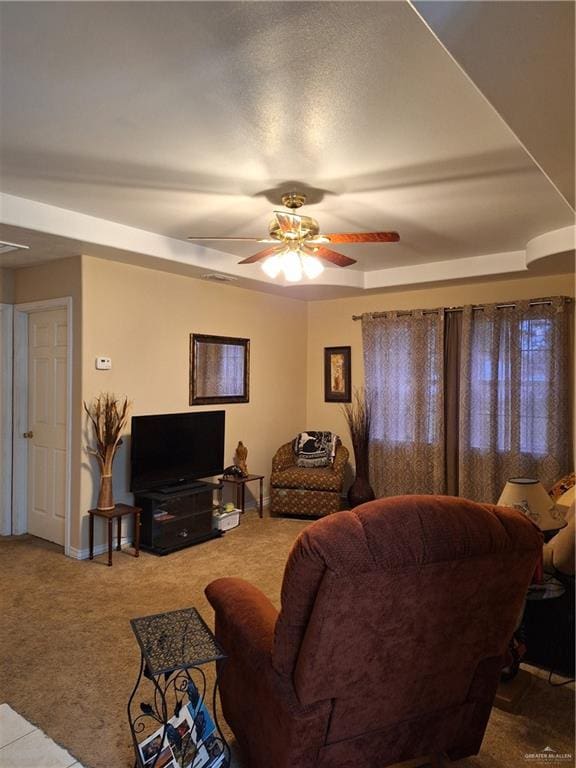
[413,0,575,208]
[0,1,573,293]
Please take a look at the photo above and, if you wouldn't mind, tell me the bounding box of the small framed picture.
[324,346,351,402]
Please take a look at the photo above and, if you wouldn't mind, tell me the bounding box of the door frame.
[0,303,13,536]
[13,297,73,555]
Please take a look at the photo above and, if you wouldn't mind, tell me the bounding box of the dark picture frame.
[324,346,351,402]
[190,334,250,405]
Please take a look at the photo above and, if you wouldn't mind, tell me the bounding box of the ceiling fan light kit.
[188,191,399,283]
[261,249,325,282]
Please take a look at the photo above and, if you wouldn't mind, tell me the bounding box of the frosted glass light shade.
[301,254,324,279]
[498,477,567,531]
[261,255,282,278]
[281,250,303,282]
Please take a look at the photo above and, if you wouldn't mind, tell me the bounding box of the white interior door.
[26,308,68,545]
[0,304,13,535]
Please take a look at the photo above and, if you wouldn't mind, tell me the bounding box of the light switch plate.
[96,356,112,370]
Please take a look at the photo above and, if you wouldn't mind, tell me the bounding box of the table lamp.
[497,477,567,532]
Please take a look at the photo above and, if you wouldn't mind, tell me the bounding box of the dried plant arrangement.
[342,388,375,507]
[84,393,130,510]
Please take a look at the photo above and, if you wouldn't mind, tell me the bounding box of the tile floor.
[0,704,85,768]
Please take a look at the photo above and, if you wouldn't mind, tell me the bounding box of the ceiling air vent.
[0,240,30,255]
[200,273,238,283]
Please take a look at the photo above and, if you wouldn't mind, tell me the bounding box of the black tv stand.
[135,481,222,556]
[157,481,206,495]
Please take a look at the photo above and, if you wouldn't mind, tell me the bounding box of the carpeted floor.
[0,512,574,768]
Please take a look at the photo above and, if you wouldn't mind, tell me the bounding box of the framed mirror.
[190,334,250,405]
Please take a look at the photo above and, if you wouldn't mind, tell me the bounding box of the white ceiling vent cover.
[200,273,238,283]
[0,240,30,255]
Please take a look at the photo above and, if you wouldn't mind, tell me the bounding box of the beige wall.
[0,268,14,304]
[13,257,84,548]
[80,256,308,551]
[6,255,574,555]
[306,272,575,459]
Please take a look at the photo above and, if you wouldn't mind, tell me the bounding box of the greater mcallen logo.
[525,746,573,762]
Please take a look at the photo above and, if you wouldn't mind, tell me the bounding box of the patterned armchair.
[270,440,349,517]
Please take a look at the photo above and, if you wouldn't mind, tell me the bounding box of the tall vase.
[347,475,375,508]
[97,473,114,511]
[347,452,375,508]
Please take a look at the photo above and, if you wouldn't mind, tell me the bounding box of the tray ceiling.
[0,1,573,297]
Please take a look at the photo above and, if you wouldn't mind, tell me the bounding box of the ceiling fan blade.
[273,211,302,236]
[311,246,357,268]
[237,245,281,265]
[326,232,400,244]
[187,236,265,242]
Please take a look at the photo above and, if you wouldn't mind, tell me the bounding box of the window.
[469,315,554,456]
[361,297,571,502]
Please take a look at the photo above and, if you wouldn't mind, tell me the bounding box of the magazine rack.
[128,607,231,768]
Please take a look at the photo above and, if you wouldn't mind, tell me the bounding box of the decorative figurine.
[234,441,248,477]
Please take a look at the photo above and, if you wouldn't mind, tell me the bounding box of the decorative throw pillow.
[543,501,575,575]
[293,431,338,468]
[556,486,575,515]
[549,473,576,501]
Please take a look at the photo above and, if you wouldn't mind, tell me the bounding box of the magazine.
[138,680,226,768]
[138,705,209,768]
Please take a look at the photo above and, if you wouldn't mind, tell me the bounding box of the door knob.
[23,431,34,439]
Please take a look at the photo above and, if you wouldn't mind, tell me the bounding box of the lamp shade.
[497,477,567,532]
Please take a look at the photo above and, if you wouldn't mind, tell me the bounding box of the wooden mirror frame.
[190,334,250,405]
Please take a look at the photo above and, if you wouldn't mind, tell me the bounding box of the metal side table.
[128,607,230,768]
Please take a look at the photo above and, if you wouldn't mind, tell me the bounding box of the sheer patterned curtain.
[362,310,446,497]
[459,298,571,502]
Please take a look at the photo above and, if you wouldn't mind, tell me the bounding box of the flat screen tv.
[130,410,225,492]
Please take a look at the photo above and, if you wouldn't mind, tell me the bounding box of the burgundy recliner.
[206,495,541,768]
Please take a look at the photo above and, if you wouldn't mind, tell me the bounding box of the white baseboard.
[69,537,131,561]
[68,497,272,560]
[243,496,270,512]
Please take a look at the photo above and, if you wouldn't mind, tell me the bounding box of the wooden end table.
[88,503,141,566]
[219,474,264,518]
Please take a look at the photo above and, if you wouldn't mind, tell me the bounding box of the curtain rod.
[351,297,572,321]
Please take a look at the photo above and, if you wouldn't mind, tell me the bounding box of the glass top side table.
[128,607,230,768]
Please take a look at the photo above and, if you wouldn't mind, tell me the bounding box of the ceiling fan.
[188,193,399,281]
